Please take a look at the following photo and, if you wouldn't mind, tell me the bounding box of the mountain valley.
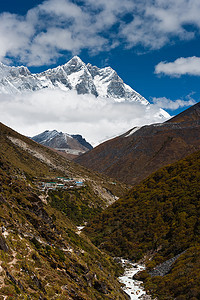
[0,58,199,299]
[84,149,200,299]
[1,0,200,298]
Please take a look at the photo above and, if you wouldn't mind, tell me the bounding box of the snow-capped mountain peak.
[0,56,148,104]
[0,62,31,79]
[0,56,168,119]
[33,130,59,144]
[63,55,86,73]
[31,129,93,157]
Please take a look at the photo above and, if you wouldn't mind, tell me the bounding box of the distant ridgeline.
[76,102,200,185]
[31,130,93,159]
[84,150,200,299]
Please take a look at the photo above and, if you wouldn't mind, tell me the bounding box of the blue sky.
[0,0,199,143]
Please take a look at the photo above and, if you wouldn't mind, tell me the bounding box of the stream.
[118,259,147,300]
[76,226,148,299]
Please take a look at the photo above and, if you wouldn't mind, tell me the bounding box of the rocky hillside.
[84,150,200,299]
[0,122,128,299]
[31,130,93,159]
[76,102,200,185]
[0,159,128,299]
[0,121,126,207]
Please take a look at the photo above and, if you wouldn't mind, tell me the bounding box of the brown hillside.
[167,101,200,123]
[75,102,200,185]
[0,123,128,299]
[0,122,126,212]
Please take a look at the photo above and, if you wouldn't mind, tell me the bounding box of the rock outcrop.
[149,251,186,277]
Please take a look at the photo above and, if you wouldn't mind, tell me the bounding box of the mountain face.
[31,130,93,157]
[0,56,153,105]
[75,102,200,185]
[0,122,128,299]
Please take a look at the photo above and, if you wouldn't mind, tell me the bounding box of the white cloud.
[0,12,35,61]
[0,90,169,145]
[120,0,199,49]
[155,56,200,77]
[152,96,197,110]
[1,0,200,65]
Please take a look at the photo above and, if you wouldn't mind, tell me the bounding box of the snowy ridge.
[32,130,59,144]
[125,127,141,137]
[0,56,149,105]
[0,56,169,120]
[31,130,93,156]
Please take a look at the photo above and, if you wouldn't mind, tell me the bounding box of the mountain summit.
[0,56,149,105]
[31,129,93,158]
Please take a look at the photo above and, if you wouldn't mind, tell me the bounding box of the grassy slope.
[0,150,128,299]
[85,150,200,299]
[0,122,129,299]
[0,122,127,224]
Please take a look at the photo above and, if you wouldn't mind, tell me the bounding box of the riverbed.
[118,259,147,299]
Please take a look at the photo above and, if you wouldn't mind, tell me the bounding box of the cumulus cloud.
[1,0,200,65]
[152,96,197,110]
[120,0,200,49]
[0,0,133,65]
[155,56,200,77]
[0,90,169,145]
[0,12,35,61]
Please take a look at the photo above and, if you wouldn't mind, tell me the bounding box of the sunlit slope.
[0,122,126,216]
[0,156,128,299]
